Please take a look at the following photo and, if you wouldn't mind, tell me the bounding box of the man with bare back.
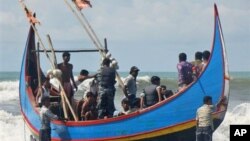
[57,51,77,101]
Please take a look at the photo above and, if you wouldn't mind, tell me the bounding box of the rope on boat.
[23,116,27,141]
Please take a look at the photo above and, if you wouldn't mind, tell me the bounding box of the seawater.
[0,71,249,141]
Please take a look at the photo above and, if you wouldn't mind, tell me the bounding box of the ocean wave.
[0,81,19,102]
[0,103,249,141]
[213,102,250,141]
[0,110,31,141]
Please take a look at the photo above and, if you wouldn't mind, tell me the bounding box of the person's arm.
[140,92,145,109]
[196,111,199,128]
[123,77,130,98]
[46,109,58,120]
[70,65,78,91]
[122,85,129,98]
[156,86,162,102]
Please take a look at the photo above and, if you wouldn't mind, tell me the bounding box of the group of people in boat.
[36,49,229,141]
[177,50,211,90]
[36,50,212,120]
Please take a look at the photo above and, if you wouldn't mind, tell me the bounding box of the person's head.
[129,66,140,77]
[160,85,167,94]
[62,51,70,62]
[102,58,111,66]
[86,91,95,102]
[195,51,203,60]
[41,96,50,107]
[203,96,212,105]
[202,50,210,61]
[179,53,187,62]
[43,79,51,89]
[80,69,89,76]
[151,76,160,85]
[121,98,130,111]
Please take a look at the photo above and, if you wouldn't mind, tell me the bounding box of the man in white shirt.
[123,66,140,108]
[196,96,214,141]
[39,97,58,141]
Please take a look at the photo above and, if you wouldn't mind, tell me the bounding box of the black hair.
[86,92,94,98]
[151,76,160,84]
[179,53,187,61]
[62,51,70,57]
[41,96,50,105]
[160,85,166,90]
[195,51,203,60]
[80,69,89,76]
[102,58,111,66]
[121,98,129,105]
[203,96,212,104]
[203,50,211,61]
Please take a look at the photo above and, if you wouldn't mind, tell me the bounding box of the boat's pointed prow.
[214,3,219,16]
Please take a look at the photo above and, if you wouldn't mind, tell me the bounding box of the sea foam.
[0,81,19,102]
[0,103,249,141]
[0,110,31,141]
[213,103,250,141]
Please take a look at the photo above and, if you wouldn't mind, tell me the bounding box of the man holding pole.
[96,58,116,119]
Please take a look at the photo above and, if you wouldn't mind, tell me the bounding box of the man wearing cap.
[123,66,140,108]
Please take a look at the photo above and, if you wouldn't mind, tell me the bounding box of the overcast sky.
[0,0,249,72]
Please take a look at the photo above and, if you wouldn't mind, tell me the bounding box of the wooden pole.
[19,1,54,69]
[65,0,126,90]
[60,89,68,120]
[19,1,78,121]
[63,0,105,57]
[35,42,43,103]
[78,10,104,50]
[46,35,57,68]
[58,82,78,121]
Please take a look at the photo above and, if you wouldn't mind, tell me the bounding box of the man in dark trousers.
[196,96,214,141]
[96,58,116,118]
[39,96,58,141]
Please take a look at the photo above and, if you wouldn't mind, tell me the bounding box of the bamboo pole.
[35,43,43,103]
[63,0,105,57]
[19,1,78,121]
[65,0,126,90]
[19,1,54,69]
[58,82,78,121]
[46,35,57,68]
[77,9,104,50]
[60,87,68,119]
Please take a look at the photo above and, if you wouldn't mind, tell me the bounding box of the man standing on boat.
[123,66,140,108]
[177,52,193,89]
[96,58,116,118]
[191,51,203,79]
[202,50,211,71]
[196,96,214,141]
[57,51,78,100]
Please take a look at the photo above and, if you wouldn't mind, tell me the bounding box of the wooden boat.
[19,4,229,141]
